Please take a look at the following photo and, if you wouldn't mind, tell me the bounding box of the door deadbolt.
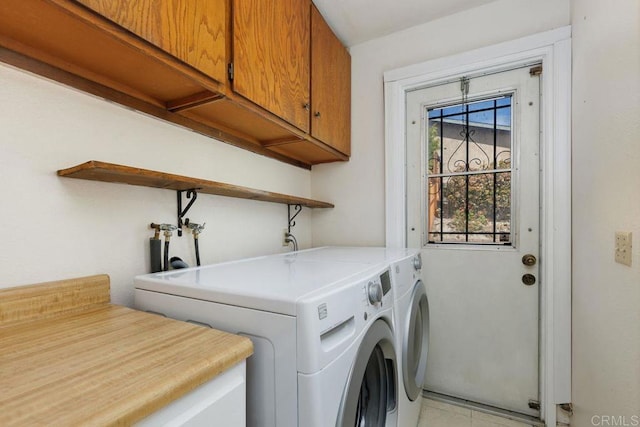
[522,254,537,266]
[522,274,536,286]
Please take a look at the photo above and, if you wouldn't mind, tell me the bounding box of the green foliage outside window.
[444,161,511,231]
[427,123,440,173]
[428,122,511,235]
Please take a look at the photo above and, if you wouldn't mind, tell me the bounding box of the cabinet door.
[76,0,227,84]
[137,362,246,427]
[233,0,310,133]
[311,6,351,155]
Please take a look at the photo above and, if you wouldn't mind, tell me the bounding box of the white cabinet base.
[136,361,246,427]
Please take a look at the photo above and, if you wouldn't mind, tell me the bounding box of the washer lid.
[134,255,380,315]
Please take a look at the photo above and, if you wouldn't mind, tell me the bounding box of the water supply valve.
[151,223,177,240]
[150,223,161,240]
[185,220,205,237]
[150,223,178,272]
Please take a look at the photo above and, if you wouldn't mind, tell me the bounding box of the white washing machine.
[294,247,430,427]
[134,253,398,427]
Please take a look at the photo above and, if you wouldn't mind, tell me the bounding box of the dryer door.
[336,319,397,427]
[403,280,430,400]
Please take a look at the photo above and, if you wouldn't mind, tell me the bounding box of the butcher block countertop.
[0,274,253,426]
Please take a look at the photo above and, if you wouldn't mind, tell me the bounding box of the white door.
[406,66,541,416]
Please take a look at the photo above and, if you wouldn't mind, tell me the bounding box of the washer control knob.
[413,254,422,271]
[367,281,383,305]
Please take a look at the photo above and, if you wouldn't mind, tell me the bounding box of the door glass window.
[426,96,513,244]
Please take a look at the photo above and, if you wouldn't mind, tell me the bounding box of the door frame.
[383,27,571,426]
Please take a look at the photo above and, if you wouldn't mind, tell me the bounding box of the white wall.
[571,0,640,424]
[311,0,570,246]
[311,0,640,424]
[0,64,311,306]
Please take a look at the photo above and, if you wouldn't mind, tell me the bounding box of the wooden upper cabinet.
[75,0,227,84]
[0,0,350,167]
[310,6,351,155]
[232,0,311,133]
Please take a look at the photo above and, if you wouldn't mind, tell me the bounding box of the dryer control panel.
[361,269,394,314]
[380,269,392,295]
[366,269,391,306]
[367,280,383,305]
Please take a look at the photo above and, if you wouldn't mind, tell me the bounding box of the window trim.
[423,93,516,247]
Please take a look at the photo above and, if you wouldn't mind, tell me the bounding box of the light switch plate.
[615,231,632,266]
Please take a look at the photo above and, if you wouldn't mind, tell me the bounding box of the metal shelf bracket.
[177,189,199,236]
[287,204,302,233]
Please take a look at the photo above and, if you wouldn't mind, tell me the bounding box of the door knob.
[522,274,536,286]
[522,254,537,266]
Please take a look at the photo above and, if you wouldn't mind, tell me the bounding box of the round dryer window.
[403,281,430,400]
[337,320,397,427]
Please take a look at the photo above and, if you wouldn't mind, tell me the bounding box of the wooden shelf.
[58,161,334,209]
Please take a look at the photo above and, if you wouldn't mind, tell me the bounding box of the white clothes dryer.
[134,253,399,427]
[294,247,430,427]
[389,251,429,427]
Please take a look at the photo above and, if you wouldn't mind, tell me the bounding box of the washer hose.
[163,239,170,271]
[194,235,201,267]
[151,223,176,272]
[170,256,189,269]
[186,221,205,267]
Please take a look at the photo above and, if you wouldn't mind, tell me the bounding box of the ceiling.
[312,0,499,47]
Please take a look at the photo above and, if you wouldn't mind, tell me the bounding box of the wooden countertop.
[0,275,253,426]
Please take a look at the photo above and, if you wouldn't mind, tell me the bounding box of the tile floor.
[417,398,536,427]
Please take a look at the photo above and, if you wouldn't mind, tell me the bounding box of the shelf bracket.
[287,204,302,234]
[177,189,199,236]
